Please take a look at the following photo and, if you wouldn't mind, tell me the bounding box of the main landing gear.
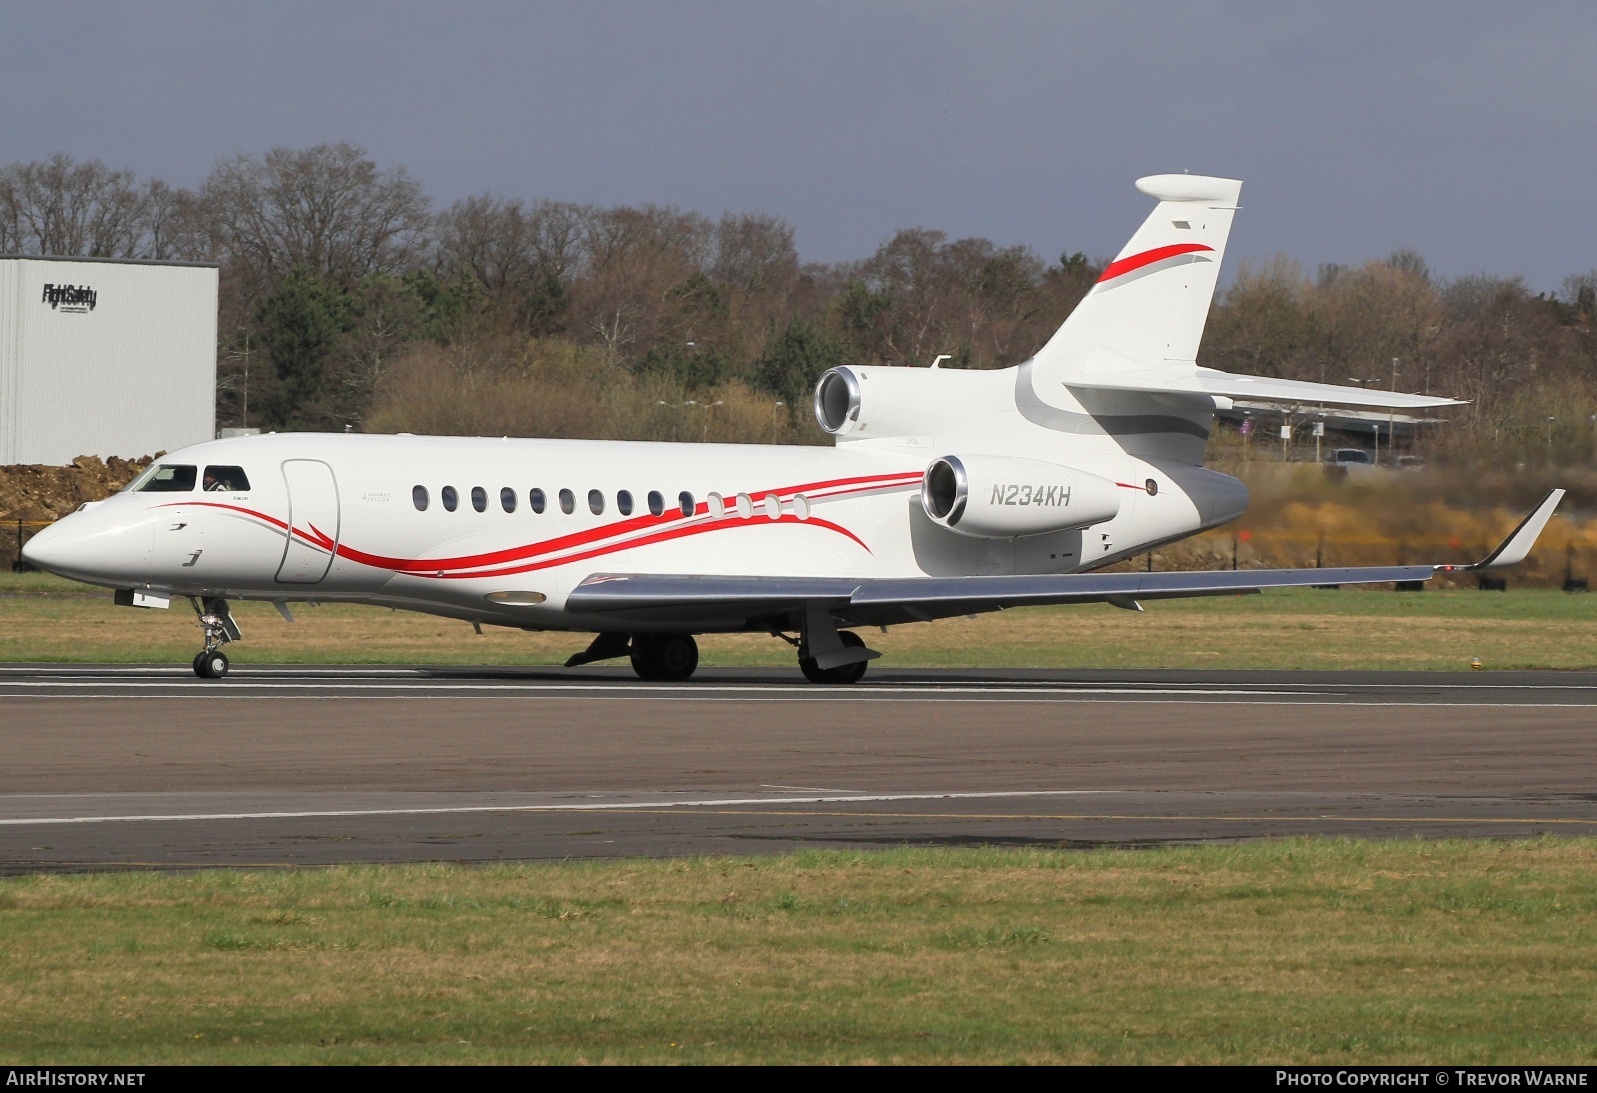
[565,632,700,682]
[793,604,879,685]
[630,634,700,682]
[561,610,880,685]
[798,630,870,685]
[189,596,240,680]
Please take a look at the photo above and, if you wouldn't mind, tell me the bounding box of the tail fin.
[1033,174,1242,384]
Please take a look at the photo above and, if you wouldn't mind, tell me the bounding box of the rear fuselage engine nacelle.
[814,365,992,439]
[921,454,1122,538]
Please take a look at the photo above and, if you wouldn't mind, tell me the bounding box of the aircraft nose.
[20,520,67,570]
[21,506,154,585]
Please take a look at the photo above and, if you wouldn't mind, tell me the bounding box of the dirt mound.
[2,456,152,569]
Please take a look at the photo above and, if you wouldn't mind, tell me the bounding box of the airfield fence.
[9,519,49,572]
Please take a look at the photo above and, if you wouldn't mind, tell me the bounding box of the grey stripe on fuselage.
[1013,361,1211,441]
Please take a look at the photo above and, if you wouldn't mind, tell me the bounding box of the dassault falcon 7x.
[23,174,1563,682]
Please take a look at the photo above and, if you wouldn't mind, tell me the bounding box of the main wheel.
[196,650,230,679]
[630,634,699,681]
[191,652,208,677]
[798,630,869,685]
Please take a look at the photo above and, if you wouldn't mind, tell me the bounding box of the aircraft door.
[275,459,341,584]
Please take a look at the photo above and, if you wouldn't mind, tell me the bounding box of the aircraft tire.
[630,634,698,682]
[197,651,230,680]
[191,652,207,677]
[628,641,655,679]
[798,631,869,685]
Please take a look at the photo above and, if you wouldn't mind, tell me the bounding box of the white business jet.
[22,174,1563,682]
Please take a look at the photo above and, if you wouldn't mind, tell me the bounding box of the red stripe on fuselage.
[1097,243,1213,283]
[422,514,868,580]
[157,469,918,577]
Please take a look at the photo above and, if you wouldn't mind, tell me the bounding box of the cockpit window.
[202,466,251,492]
[134,464,197,492]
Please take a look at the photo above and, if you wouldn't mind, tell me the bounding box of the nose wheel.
[189,596,240,680]
[192,649,230,679]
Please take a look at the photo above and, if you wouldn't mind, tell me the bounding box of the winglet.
[1444,489,1566,572]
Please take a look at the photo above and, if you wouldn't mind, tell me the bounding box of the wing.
[566,490,1565,630]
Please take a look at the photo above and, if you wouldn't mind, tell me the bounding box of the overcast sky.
[8,2,1594,291]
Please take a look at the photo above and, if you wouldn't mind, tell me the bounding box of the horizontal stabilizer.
[1068,367,1464,409]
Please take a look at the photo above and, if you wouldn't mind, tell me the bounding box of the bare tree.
[0,153,175,258]
[434,195,590,331]
[711,211,797,295]
[570,204,715,359]
[198,143,431,302]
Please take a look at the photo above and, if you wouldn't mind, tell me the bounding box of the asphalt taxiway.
[2,664,1595,871]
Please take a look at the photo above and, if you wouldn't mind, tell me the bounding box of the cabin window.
[530,488,546,514]
[679,491,695,517]
[442,486,459,512]
[647,490,665,517]
[202,466,250,492]
[763,493,781,520]
[617,489,634,516]
[135,464,197,492]
[559,488,575,515]
[500,487,517,513]
[708,492,725,518]
[735,492,753,519]
[471,486,488,513]
[588,489,605,515]
[793,494,812,521]
[412,485,429,511]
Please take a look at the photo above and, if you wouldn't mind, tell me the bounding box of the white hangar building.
[0,255,218,465]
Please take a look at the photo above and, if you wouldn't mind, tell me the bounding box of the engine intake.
[814,368,862,435]
[921,454,1123,538]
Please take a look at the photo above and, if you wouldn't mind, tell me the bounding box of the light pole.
[770,400,785,445]
[1348,376,1380,462]
[1389,357,1399,464]
[682,399,723,442]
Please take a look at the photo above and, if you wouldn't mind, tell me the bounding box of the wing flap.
[566,564,1431,627]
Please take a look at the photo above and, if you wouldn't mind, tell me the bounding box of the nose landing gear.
[189,596,240,679]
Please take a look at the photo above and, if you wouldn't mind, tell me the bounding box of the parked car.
[1327,448,1373,466]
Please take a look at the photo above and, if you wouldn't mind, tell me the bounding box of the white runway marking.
[0,788,1118,828]
[2,669,1595,707]
[0,680,1301,697]
[2,688,1594,707]
[4,666,1596,693]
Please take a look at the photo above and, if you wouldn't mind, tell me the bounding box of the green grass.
[2,570,1595,670]
[3,841,1596,1063]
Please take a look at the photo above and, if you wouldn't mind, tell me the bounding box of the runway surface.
[3,664,1596,871]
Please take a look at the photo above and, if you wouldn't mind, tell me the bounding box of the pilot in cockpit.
[202,466,250,492]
